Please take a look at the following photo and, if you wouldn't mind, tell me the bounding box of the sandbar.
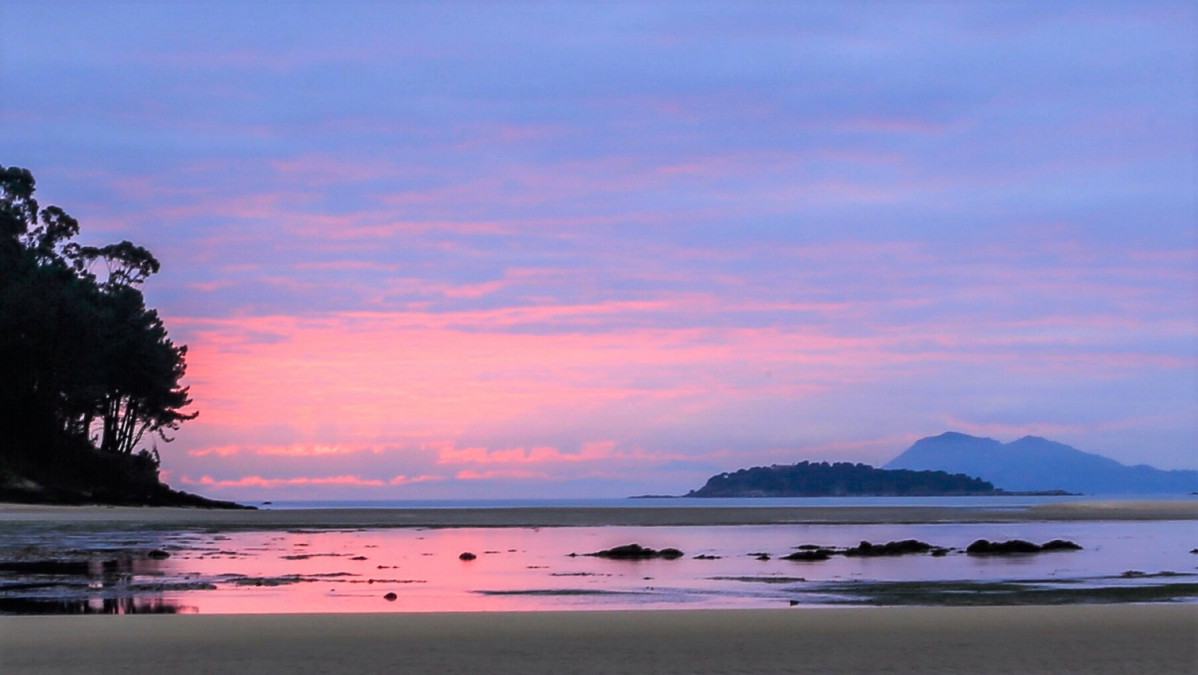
[2,605,1195,674]
[0,499,1194,529]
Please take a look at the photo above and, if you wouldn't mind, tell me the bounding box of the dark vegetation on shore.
[0,165,244,508]
[686,461,997,498]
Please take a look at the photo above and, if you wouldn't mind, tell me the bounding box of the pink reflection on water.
[138,521,1196,614]
[162,527,726,613]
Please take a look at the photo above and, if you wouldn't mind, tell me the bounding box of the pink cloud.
[153,231,1194,495]
[454,469,548,481]
[170,297,1185,455]
[433,440,669,466]
[182,474,389,488]
[388,474,444,485]
[188,443,379,457]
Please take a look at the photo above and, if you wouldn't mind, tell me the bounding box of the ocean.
[251,494,1195,510]
[1,496,1195,614]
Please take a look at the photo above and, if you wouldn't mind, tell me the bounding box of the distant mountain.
[884,432,1198,494]
[685,461,997,498]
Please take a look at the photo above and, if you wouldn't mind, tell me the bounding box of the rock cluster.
[843,539,943,557]
[586,544,685,560]
[966,539,1082,554]
[782,539,948,562]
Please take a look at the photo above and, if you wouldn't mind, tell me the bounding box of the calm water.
[254,495,1196,510]
[1,512,1195,614]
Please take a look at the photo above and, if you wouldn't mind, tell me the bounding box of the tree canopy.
[0,165,199,502]
[686,461,996,497]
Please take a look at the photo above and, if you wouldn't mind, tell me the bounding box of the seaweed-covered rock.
[588,544,684,560]
[967,539,1042,554]
[844,539,934,557]
[967,539,1082,554]
[1040,539,1082,551]
[782,549,832,562]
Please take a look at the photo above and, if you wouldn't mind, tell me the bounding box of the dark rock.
[147,549,171,560]
[459,552,477,561]
[966,539,1042,554]
[846,540,875,556]
[693,554,721,560]
[595,544,652,559]
[351,555,368,561]
[782,550,832,562]
[966,539,1082,554]
[844,539,934,557]
[967,539,993,554]
[588,544,684,560]
[755,553,771,561]
[383,592,398,601]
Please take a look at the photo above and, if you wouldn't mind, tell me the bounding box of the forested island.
[0,165,243,507]
[686,461,997,497]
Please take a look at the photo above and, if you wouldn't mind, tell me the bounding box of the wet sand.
[2,605,1195,674]
[1,498,1195,529]
[2,501,1195,672]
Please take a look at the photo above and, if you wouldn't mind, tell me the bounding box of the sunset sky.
[3,2,1195,500]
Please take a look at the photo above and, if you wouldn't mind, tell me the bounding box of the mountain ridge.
[884,432,1197,494]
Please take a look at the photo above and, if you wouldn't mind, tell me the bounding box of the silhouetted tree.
[0,165,195,482]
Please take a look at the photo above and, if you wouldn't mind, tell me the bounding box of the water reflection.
[0,596,192,615]
[1,520,1195,614]
[0,528,198,615]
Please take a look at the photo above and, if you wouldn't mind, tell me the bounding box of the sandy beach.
[1,498,1195,529]
[2,605,1194,674]
[2,500,1196,672]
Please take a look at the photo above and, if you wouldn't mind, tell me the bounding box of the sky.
[2,2,1195,500]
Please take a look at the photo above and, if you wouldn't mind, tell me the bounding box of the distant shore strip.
[0,499,1194,530]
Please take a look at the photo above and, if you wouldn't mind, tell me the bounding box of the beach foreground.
[3,605,1195,674]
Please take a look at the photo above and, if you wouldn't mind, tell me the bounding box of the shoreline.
[1,498,1195,529]
[3,605,1195,674]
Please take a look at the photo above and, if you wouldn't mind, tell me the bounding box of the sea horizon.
[249,493,1198,510]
